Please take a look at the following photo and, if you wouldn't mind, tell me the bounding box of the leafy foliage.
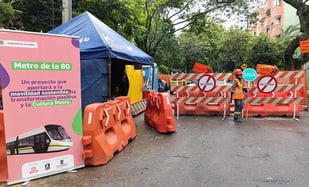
[12,0,62,32]
[74,0,142,41]
[0,0,304,72]
[0,2,22,29]
[174,24,288,73]
[158,64,169,74]
[248,33,286,69]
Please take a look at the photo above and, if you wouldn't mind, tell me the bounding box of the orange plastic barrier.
[144,90,157,124]
[144,91,176,133]
[145,92,159,129]
[0,110,8,182]
[115,97,136,146]
[82,97,136,166]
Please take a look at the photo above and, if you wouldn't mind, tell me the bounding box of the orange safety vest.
[232,79,244,100]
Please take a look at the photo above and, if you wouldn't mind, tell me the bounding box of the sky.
[219,0,264,29]
[173,0,264,32]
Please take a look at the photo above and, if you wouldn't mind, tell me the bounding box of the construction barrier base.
[176,103,231,116]
[244,103,300,117]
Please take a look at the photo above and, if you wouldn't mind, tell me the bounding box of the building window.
[266,9,271,16]
[266,25,271,33]
[275,16,281,25]
[275,34,281,38]
[274,0,281,6]
[260,17,266,24]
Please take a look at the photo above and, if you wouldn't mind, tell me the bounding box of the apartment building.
[249,0,299,38]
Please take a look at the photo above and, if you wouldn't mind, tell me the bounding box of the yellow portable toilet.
[126,65,144,103]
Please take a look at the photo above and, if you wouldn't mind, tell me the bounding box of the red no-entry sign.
[198,74,216,92]
[257,75,277,93]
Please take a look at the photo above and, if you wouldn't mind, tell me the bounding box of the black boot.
[237,115,243,122]
[233,116,238,122]
[234,114,242,123]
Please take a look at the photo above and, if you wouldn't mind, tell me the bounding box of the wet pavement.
[3,110,309,187]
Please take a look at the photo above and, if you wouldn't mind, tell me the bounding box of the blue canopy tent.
[49,11,154,110]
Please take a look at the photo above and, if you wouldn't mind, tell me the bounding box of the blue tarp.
[80,58,109,105]
[48,11,154,111]
[49,11,154,65]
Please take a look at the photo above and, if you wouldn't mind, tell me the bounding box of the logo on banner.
[198,74,216,92]
[193,62,213,73]
[257,75,277,93]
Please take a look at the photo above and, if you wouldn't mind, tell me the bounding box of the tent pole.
[108,57,112,99]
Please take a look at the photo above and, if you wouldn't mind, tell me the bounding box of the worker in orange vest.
[231,69,247,122]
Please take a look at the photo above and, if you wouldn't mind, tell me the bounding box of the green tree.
[154,34,182,73]
[194,22,226,72]
[216,29,254,72]
[12,0,62,32]
[176,21,227,72]
[139,0,240,57]
[282,24,300,40]
[248,33,286,69]
[0,2,21,29]
[178,31,207,72]
[70,0,255,68]
[158,64,169,74]
[74,0,142,41]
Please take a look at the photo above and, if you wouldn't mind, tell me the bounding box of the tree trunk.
[283,0,309,70]
[284,34,307,70]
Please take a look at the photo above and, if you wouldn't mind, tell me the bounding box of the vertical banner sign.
[0,30,84,184]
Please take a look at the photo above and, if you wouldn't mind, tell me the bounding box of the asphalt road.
[3,110,309,187]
